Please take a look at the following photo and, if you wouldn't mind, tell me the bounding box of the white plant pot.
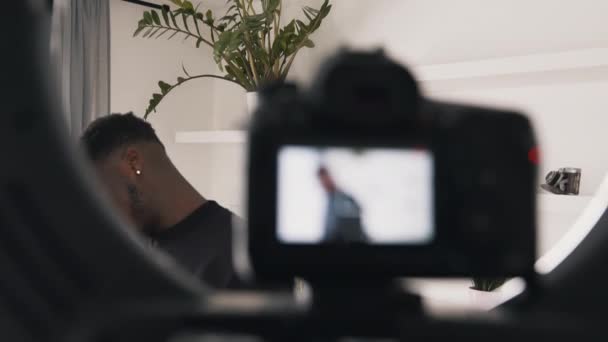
[246,91,259,115]
[468,288,505,311]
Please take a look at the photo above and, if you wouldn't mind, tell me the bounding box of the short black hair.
[80,112,164,161]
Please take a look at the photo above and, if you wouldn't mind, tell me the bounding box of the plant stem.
[275,1,281,40]
[280,46,302,79]
[278,54,287,72]
[235,0,245,19]
[247,0,256,15]
[145,73,247,118]
[234,52,256,87]
[271,1,281,79]
[144,24,214,48]
[183,74,246,89]
[246,46,260,85]
[235,0,260,86]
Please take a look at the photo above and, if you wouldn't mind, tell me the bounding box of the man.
[317,166,369,243]
[80,112,237,288]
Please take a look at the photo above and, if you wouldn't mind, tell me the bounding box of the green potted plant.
[133,0,332,118]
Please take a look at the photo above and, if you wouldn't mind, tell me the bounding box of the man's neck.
[155,174,207,231]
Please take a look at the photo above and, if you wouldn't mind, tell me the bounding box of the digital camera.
[247,50,537,281]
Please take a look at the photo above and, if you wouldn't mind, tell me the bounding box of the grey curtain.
[51,0,111,136]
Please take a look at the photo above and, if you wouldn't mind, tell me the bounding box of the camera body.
[247,50,537,281]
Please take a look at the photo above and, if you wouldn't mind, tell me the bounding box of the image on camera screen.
[277,145,434,244]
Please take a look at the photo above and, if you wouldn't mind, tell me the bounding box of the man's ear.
[122,146,143,178]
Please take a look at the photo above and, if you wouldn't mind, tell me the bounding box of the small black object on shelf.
[541,167,581,195]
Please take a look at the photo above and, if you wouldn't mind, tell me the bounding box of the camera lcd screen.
[277,145,434,244]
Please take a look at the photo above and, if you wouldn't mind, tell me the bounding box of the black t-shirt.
[150,201,236,288]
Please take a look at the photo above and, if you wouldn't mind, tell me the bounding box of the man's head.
[318,166,336,193]
[81,113,167,232]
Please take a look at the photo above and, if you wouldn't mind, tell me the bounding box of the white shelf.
[415,48,608,81]
[175,130,246,144]
[537,193,594,255]
[537,193,593,213]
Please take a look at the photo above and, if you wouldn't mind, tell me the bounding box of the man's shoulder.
[204,200,233,218]
[153,200,234,243]
[204,201,242,228]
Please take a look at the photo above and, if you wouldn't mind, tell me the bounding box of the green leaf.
[192,12,203,36]
[133,25,146,37]
[251,45,271,66]
[182,13,190,32]
[158,81,171,94]
[206,9,213,22]
[145,92,164,117]
[169,0,182,6]
[151,10,161,25]
[220,14,238,23]
[143,11,153,25]
[296,20,308,33]
[265,0,280,13]
[183,0,195,11]
[302,8,313,21]
[150,27,162,37]
[225,65,238,79]
[322,4,332,18]
[177,77,186,84]
[230,51,247,69]
[303,39,315,48]
[196,38,204,48]
[242,13,266,31]
[161,5,171,26]
[167,30,180,40]
[225,64,250,88]
[170,12,180,29]
[142,26,155,38]
[214,31,240,65]
[304,6,319,15]
[155,28,170,39]
[282,19,296,33]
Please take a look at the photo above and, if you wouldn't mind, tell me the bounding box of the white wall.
[111,0,608,230]
[287,0,608,255]
[287,0,608,75]
[286,0,608,196]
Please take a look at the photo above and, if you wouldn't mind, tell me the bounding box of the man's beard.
[126,183,157,235]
